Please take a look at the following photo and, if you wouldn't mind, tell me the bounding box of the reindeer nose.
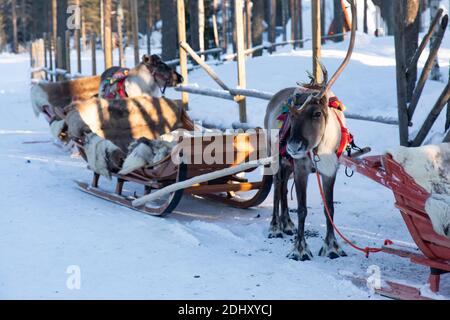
[176,73,183,84]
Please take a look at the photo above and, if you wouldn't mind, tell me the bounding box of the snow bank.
[387,143,450,238]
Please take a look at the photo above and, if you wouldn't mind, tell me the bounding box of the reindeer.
[264,0,356,261]
[99,54,183,99]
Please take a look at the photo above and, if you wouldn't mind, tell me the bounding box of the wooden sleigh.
[340,154,450,299]
[32,77,273,216]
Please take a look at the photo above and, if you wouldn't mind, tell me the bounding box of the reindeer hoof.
[281,222,297,236]
[319,242,347,259]
[287,248,313,261]
[268,228,283,239]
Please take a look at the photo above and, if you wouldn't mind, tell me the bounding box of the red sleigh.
[340,153,450,299]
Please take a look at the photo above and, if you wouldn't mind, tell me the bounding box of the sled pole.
[132,157,275,207]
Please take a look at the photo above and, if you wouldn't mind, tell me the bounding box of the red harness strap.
[332,110,353,158]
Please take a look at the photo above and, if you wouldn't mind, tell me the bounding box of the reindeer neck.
[125,63,161,97]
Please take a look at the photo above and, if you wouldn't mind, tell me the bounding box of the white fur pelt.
[30,84,49,116]
[387,143,450,194]
[119,137,175,175]
[84,132,122,179]
[425,194,450,238]
[50,120,66,139]
[388,143,450,238]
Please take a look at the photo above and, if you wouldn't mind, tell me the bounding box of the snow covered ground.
[2,18,450,299]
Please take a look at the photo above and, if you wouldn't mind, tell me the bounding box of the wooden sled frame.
[340,154,450,299]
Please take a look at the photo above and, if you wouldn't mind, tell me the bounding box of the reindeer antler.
[315,0,356,100]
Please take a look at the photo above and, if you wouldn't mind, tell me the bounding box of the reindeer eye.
[313,111,322,118]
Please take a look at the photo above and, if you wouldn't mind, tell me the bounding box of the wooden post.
[100,0,104,49]
[212,0,220,49]
[52,0,57,50]
[56,36,63,80]
[65,30,71,74]
[117,1,125,67]
[199,0,205,60]
[311,0,321,82]
[75,0,82,74]
[43,33,49,81]
[412,81,450,146]
[408,15,448,121]
[245,0,252,49]
[48,33,54,81]
[131,0,140,66]
[147,1,153,55]
[394,0,409,146]
[177,0,189,109]
[222,0,228,53]
[91,33,97,75]
[235,0,247,123]
[81,4,87,52]
[180,42,230,91]
[299,0,303,48]
[103,0,113,69]
[75,28,82,74]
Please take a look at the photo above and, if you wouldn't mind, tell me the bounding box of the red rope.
[314,169,393,258]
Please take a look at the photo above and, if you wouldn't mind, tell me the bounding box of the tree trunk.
[404,0,420,102]
[363,0,368,33]
[12,0,18,53]
[430,0,442,81]
[117,1,125,67]
[189,0,200,51]
[269,0,277,49]
[57,0,68,68]
[298,0,303,48]
[161,0,177,60]
[333,0,344,41]
[372,0,395,35]
[221,0,228,52]
[252,0,265,56]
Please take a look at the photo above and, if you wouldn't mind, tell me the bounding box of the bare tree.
[404,0,421,101]
[12,0,18,53]
[161,0,177,60]
[57,0,68,68]
[430,0,442,81]
[252,0,265,56]
[333,0,344,41]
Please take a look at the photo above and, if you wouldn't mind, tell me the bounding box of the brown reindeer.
[264,0,356,261]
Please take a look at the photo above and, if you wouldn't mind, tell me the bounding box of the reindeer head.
[286,0,356,160]
[142,54,183,90]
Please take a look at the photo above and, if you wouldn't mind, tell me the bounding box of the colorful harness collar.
[277,95,354,161]
[101,68,130,99]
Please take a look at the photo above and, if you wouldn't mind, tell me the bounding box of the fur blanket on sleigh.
[387,143,450,238]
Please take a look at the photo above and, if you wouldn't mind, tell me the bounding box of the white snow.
[2,7,450,299]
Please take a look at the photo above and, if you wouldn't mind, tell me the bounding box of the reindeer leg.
[318,173,347,259]
[280,166,296,236]
[268,171,283,238]
[288,164,313,261]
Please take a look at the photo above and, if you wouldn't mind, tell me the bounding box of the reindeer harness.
[101,68,130,99]
[277,95,354,162]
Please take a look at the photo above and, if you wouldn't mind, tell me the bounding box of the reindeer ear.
[142,54,152,64]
